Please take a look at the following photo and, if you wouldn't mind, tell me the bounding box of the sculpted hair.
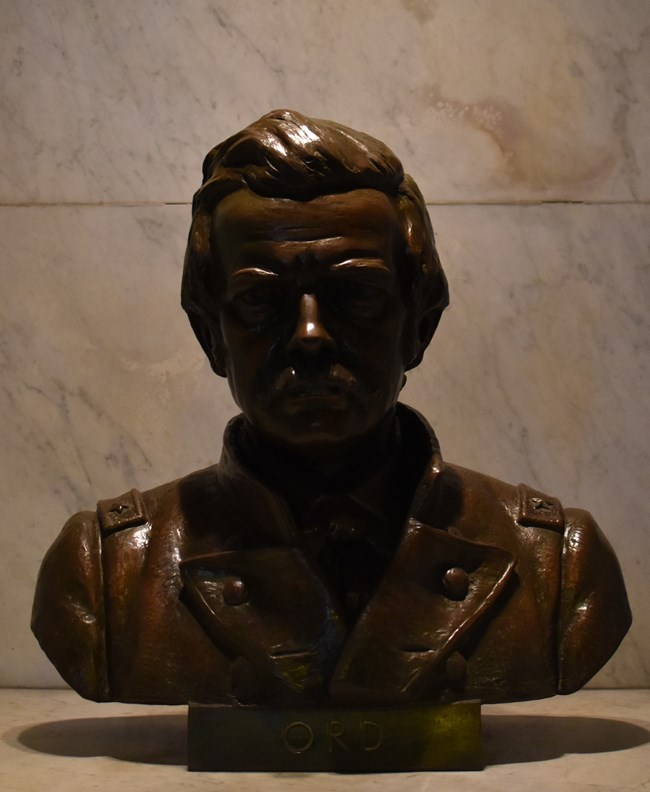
[181,109,449,371]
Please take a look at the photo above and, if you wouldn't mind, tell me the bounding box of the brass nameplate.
[187,700,482,772]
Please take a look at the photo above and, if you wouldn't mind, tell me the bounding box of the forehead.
[212,188,403,268]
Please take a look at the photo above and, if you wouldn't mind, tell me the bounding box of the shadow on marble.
[8,714,187,766]
[482,714,650,766]
[4,712,648,768]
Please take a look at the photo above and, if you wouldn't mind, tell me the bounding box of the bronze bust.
[32,110,631,707]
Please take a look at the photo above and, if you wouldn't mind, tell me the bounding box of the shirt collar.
[217,403,444,546]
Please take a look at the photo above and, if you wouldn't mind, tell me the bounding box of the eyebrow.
[230,267,280,282]
[229,257,393,284]
[330,258,392,274]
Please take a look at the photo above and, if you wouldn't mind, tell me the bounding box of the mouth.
[283,390,349,414]
[266,365,359,411]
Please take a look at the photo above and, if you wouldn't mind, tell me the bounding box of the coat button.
[446,651,467,683]
[442,567,469,600]
[222,577,248,605]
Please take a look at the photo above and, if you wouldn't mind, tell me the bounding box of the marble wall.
[2,0,648,690]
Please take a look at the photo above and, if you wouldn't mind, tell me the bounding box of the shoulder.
[94,464,221,538]
[32,466,218,699]
[557,506,632,691]
[32,507,107,699]
[34,464,221,584]
[437,462,565,538]
[438,462,631,690]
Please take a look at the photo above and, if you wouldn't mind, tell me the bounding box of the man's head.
[181,110,449,457]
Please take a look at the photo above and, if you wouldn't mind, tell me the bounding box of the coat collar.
[214,402,445,546]
[180,404,515,704]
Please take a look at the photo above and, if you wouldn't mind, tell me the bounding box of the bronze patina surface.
[32,110,631,710]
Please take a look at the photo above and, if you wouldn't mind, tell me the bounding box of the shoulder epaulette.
[516,483,564,531]
[97,488,148,534]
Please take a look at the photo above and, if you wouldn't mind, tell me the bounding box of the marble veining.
[0,0,648,204]
[0,0,647,692]
[2,202,648,688]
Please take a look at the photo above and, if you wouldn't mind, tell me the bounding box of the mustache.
[257,364,359,406]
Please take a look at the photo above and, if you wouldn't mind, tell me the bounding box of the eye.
[237,286,278,306]
[326,281,389,317]
[230,284,285,323]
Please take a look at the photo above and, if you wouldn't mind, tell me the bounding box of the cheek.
[343,316,407,372]
[219,325,250,403]
[220,326,276,406]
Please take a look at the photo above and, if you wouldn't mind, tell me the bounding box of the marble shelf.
[0,688,648,791]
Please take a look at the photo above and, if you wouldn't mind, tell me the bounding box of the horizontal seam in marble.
[0,202,191,208]
[0,200,649,209]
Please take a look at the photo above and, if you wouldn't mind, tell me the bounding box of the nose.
[287,293,334,353]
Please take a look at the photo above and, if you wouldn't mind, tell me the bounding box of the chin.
[283,417,359,447]
[255,408,368,452]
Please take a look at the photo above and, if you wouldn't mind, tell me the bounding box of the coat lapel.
[180,407,516,703]
[180,547,346,699]
[180,521,516,704]
[330,518,516,702]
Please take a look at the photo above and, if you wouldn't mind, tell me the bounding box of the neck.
[240,409,400,491]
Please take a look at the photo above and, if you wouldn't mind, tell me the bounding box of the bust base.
[187,700,483,772]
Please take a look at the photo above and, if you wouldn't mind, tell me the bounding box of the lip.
[271,365,358,395]
[282,380,348,397]
[284,390,349,414]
